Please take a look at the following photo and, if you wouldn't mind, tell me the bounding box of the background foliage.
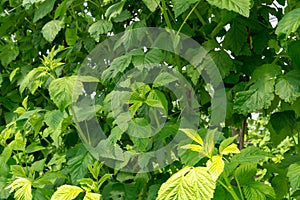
[0,0,300,199]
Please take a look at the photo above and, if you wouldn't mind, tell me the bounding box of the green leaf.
[223,20,248,55]
[287,162,300,192]
[33,0,56,23]
[230,146,269,164]
[7,177,32,200]
[234,64,282,114]
[206,0,251,17]
[67,144,94,184]
[234,163,257,185]
[180,128,204,145]
[65,28,77,45]
[143,0,160,12]
[44,110,64,129]
[153,72,178,86]
[243,182,276,200]
[88,20,113,42]
[0,43,19,67]
[54,0,73,19]
[275,8,300,38]
[101,55,132,83]
[207,155,224,181]
[172,0,198,18]
[42,20,64,42]
[157,167,215,200]
[275,70,300,103]
[105,1,126,20]
[51,185,83,200]
[49,76,83,111]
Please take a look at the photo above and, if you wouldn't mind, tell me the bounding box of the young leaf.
[219,135,238,153]
[156,167,215,200]
[181,144,204,153]
[50,185,83,200]
[42,20,64,42]
[220,143,240,155]
[180,128,204,145]
[84,192,101,200]
[206,0,251,17]
[207,155,224,181]
[7,177,32,200]
[275,8,300,38]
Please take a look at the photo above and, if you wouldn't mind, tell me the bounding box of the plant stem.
[160,0,172,29]
[177,1,200,35]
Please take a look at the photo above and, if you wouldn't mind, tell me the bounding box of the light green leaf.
[7,177,32,200]
[219,135,238,154]
[221,143,240,155]
[157,167,215,200]
[0,43,19,67]
[42,20,64,42]
[206,0,251,17]
[275,8,300,37]
[172,0,198,18]
[33,0,56,23]
[143,0,160,12]
[51,185,83,200]
[49,76,83,111]
[84,192,101,200]
[180,128,203,145]
[88,20,113,42]
[105,1,125,20]
[207,155,224,181]
[275,70,300,103]
[287,162,300,192]
[181,144,204,153]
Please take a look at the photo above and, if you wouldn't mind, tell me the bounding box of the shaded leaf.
[33,0,56,23]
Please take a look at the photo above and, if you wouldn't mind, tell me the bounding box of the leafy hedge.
[0,0,300,199]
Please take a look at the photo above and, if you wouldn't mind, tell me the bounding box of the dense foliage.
[0,0,300,199]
